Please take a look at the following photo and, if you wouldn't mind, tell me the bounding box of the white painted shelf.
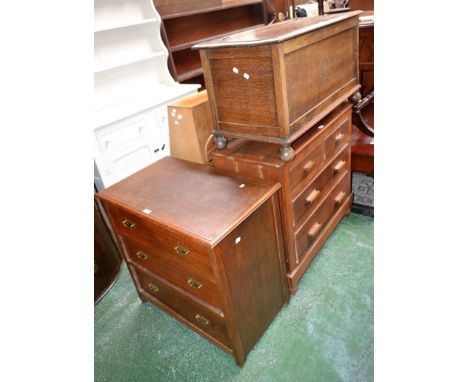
[94,17,159,33]
[93,85,199,129]
[94,0,159,31]
[94,51,165,74]
[94,0,200,190]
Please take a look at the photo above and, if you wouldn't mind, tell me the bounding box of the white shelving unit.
[94,0,200,190]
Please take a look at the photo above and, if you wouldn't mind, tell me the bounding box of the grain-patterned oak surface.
[97,157,280,246]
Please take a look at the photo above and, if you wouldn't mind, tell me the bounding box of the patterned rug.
[352,172,374,216]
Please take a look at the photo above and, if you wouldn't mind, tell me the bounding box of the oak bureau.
[212,102,353,292]
[96,157,289,366]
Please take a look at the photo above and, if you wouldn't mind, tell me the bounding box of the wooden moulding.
[194,11,362,148]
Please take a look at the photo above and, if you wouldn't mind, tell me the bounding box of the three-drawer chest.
[96,157,289,366]
[212,102,353,292]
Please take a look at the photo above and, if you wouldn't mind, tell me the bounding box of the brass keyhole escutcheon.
[136,251,149,261]
[195,314,210,326]
[147,283,159,294]
[174,244,189,257]
[122,219,136,229]
[188,278,203,289]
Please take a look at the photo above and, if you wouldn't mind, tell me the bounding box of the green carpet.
[95,213,373,382]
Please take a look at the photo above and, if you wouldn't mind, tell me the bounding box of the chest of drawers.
[193,11,361,161]
[96,157,289,366]
[212,103,353,293]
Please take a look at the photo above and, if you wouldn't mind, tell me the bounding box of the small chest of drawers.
[212,103,353,293]
[97,157,289,366]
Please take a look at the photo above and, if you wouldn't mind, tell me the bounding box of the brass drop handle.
[195,314,210,326]
[307,222,322,239]
[334,191,346,207]
[188,278,203,289]
[122,219,136,229]
[335,133,344,144]
[136,251,149,261]
[305,189,320,206]
[174,244,189,257]
[333,160,346,175]
[147,283,159,294]
[303,160,315,174]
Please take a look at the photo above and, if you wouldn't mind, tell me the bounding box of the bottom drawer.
[294,171,351,264]
[134,267,231,349]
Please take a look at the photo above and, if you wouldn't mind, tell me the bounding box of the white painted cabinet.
[94,0,199,190]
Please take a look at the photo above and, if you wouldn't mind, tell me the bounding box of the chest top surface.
[193,11,362,49]
[97,157,280,245]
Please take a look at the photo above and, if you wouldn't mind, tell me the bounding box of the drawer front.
[122,237,223,309]
[324,113,351,160]
[95,116,152,155]
[95,108,169,155]
[292,144,350,228]
[288,141,324,194]
[135,268,231,349]
[94,136,160,188]
[107,203,210,265]
[294,171,351,264]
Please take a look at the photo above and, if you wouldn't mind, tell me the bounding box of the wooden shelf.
[155,0,265,84]
[173,48,204,81]
[161,0,262,20]
[164,5,264,50]
[94,18,159,33]
[170,24,262,52]
[95,52,166,74]
[177,67,204,82]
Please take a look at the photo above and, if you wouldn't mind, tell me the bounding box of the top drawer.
[106,202,210,264]
[95,107,169,156]
[288,140,324,194]
[324,112,351,160]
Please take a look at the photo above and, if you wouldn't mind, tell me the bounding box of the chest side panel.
[285,27,358,133]
[207,48,279,133]
[215,200,287,356]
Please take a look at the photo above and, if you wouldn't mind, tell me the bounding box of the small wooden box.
[168,90,215,165]
[96,157,289,366]
[193,11,362,160]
